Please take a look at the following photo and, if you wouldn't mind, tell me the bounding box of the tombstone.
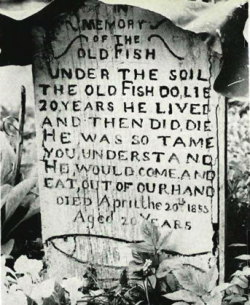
[31,0,225,283]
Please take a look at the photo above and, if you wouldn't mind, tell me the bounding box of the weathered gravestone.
[31,0,225,282]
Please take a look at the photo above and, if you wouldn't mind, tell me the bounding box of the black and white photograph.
[0,0,249,304]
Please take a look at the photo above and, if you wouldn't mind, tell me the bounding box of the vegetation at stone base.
[1,221,250,305]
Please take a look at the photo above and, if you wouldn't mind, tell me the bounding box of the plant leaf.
[17,274,33,296]
[3,176,37,223]
[224,295,234,301]
[226,284,244,295]
[148,275,157,289]
[163,290,201,303]
[206,264,219,292]
[61,277,84,305]
[14,255,43,278]
[52,282,66,305]
[0,131,16,185]
[4,266,17,279]
[1,184,13,207]
[228,296,247,304]
[61,277,83,294]
[232,267,250,277]
[156,230,172,252]
[228,243,247,247]
[172,265,207,296]
[231,276,249,289]
[1,239,15,255]
[7,198,40,238]
[211,283,234,296]
[235,255,250,261]
[31,279,55,301]
[140,220,160,249]
[204,293,223,305]
[131,249,145,264]
[156,259,181,278]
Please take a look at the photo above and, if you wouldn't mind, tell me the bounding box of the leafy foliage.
[1,220,250,305]
[1,105,41,259]
[2,254,67,305]
[226,102,250,278]
[227,103,250,209]
[128,221,174,304]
